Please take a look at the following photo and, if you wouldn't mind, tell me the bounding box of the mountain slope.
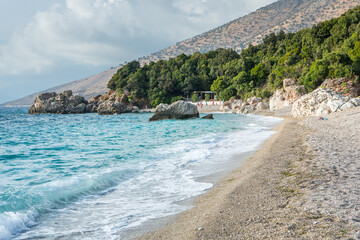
[138,0,360,63]
[3,0,360,107]
[2,67,121,107]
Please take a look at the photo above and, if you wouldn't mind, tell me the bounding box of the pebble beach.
[137,106,360,239]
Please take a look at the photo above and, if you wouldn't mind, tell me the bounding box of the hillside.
[138,0,360,64]
[3,0,360,107]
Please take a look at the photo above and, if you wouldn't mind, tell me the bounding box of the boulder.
[132,106,140,113]
[292,88,359,117]
[246,97,262,106]
[239,105,252,114]
[232,100,243,110]
[221,97,269,114]
[269,79,307,111]
[149,101,199,121]
[256,102,269,111]
[201,114,214,120]
[97,101,132,115]
[220,102,232,112]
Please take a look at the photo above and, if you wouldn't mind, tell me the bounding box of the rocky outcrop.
[149,101,199,121]
[94,90,133,115]
[292,88,360,117]
[221,97,269,114]
[29,89,139,115]
[319,78,360,98]
[269,79,307,111]
[29,90,91,114]
[97,101,132,115]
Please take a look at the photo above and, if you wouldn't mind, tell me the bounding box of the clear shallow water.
[0,107,281,240]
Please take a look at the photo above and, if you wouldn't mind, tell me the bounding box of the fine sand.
[136,107,360,239]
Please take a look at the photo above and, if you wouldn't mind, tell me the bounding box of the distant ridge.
[3,0,359,107]
[2,67,121,107]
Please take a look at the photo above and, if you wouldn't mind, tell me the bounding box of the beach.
[137,106,360,239]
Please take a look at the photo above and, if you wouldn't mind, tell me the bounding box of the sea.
[0,107,282,240]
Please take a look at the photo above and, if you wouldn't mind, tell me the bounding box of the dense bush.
[108,6,360,106]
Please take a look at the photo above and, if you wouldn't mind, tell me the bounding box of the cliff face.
[3,0,360,107]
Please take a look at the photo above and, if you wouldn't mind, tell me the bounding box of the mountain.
[3,0,360,107]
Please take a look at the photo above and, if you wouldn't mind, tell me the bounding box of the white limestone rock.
[292,88,359,117]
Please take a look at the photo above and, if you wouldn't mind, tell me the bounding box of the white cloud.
[0,0,276,75]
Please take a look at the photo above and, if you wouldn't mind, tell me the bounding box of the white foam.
[0,210,37,240]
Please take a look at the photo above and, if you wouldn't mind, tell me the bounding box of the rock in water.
[201,114,214,119]
[149,101,199,121]
[29,91,90,114]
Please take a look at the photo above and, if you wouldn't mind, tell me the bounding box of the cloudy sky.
[0,0,276,104]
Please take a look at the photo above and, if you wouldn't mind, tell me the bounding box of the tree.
[192,91,199,102]
[211,76,229,95]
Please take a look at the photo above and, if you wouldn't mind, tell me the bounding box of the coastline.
[121,112,281,239]
[135,107,360,239]
[127,110,285,239]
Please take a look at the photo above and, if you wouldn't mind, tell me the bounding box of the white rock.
[269,81,307,111]
[256,102,269,111]
[351,98,360,106]
[340,101,354,111]
[292,88,359,117]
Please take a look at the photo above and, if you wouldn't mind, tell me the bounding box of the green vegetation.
[108,7,360,107]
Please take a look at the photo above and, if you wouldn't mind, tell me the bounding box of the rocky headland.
[29,90,142,115]
[29,90,91,114]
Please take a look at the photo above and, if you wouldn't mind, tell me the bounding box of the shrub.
[171,96,184,104]
[191,91,199,102]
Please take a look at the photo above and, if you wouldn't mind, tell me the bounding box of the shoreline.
[121,112,281,239]
[125,110,284,239]
[135,107,360,239]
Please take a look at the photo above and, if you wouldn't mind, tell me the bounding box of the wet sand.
[136,107,360,239]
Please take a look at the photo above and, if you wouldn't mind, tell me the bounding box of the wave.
[0,210,37,240]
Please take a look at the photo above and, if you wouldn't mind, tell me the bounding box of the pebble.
[301,107,360,237]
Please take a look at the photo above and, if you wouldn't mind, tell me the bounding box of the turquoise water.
[0,107,281,239]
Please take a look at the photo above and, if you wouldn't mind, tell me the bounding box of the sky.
[0,0,276,104]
